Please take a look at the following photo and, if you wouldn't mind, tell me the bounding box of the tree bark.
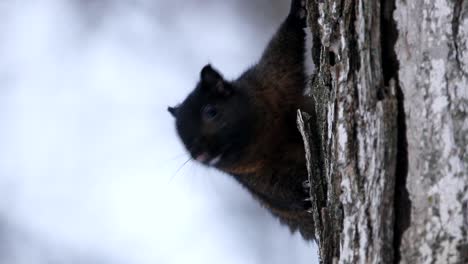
[395,0,468,263]
[301,0,468,263]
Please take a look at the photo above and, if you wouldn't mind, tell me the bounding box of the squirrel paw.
[302,180,313,213]
[302,179,311,189]
[290,0,307,23]
[299,0,307,19]
[302,197,313,214]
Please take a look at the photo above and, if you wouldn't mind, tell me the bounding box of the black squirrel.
[168,0,315,241]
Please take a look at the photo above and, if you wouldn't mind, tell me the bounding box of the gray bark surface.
[302,0,468,263]
[395,0,468,263]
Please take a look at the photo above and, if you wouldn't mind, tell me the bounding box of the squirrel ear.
[201,64,222,85]
[200,64,231,96]
[168,106,178,118]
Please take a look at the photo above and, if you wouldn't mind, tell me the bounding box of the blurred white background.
[0,1,318,263]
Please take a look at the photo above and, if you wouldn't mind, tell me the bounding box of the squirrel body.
[169,0,315,240]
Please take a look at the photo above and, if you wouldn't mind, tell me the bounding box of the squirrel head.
[168,64,255,167]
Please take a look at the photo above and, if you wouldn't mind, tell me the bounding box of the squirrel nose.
[195,152,210,163]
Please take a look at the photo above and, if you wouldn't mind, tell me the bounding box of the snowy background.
[0,1,318,263]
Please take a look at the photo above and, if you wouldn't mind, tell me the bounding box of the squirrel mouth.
[195,152,222,166]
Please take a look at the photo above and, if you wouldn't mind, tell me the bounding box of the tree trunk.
[301,0,468,263]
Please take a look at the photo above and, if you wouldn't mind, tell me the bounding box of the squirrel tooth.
[209,155,222,166]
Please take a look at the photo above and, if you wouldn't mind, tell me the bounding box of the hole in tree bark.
[329,51,336,66]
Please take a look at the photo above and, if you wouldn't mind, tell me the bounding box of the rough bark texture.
[394,0,468,263]
[301,0,468,263]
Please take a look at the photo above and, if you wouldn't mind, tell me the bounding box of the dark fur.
[169,0,315,240]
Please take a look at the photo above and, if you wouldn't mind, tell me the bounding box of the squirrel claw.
[301,194,313,211]
[290,0,307,22]
[303,180,311,197]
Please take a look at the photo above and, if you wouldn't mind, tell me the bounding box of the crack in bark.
[380,0,411,263]
[365,204,373,251]
[381,0,399,86]
[348,1,361,74]
[392,25,411,264]
[451,0,463,70]
[348,0,364,202]
[307,1,323,70]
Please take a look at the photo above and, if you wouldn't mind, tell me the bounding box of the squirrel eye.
[202,104,218,120]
